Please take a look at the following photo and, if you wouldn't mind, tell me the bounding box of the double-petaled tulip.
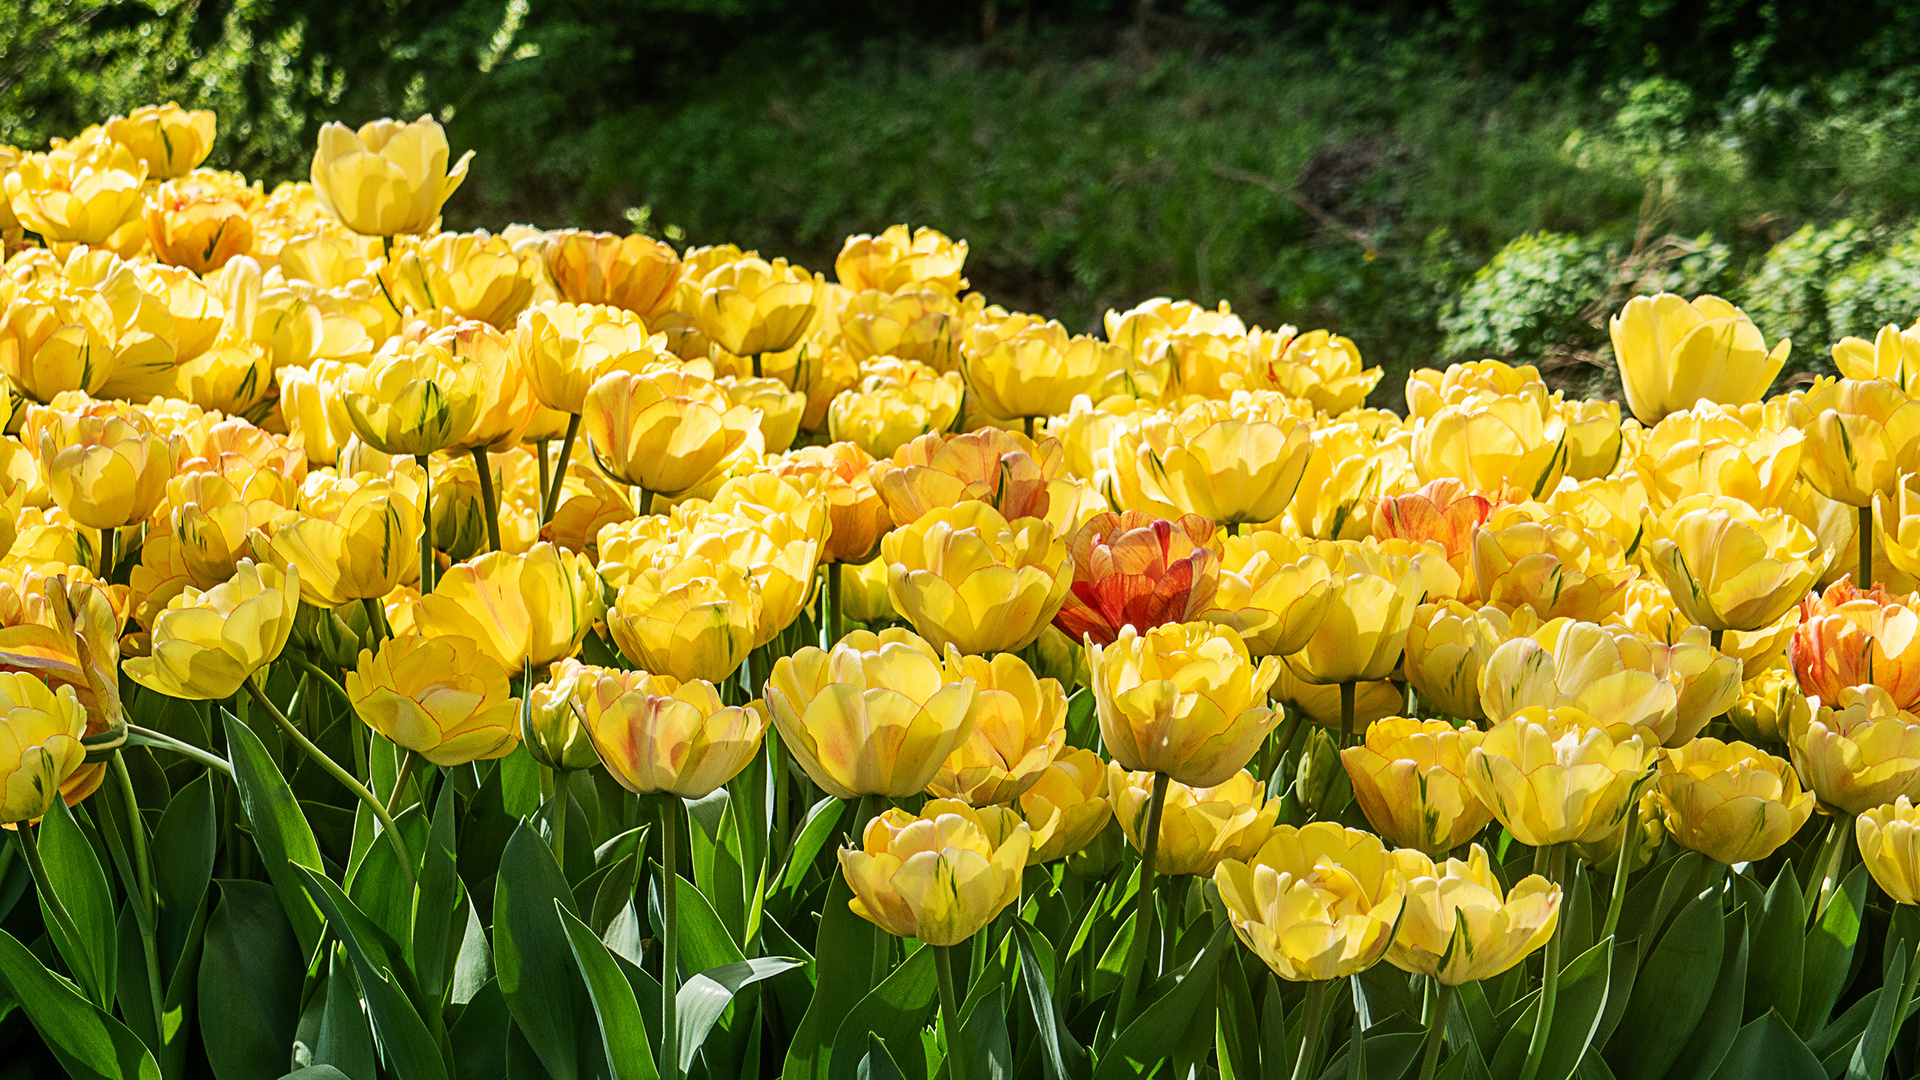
[1092,622,1282,786]
[1052,512,1220,647]
[1798,378,1920,507]
[1405,358,1549,420]
[1205,532,1335,656]
[1388,846,1560,985]
[1285,420,1414,542]
[254,476,421,605]
[1019,748,1113,862]
[545,230,683,318]
[770,443,890,564]
[123,559,297,700]
[1834,322,1920,393]
[577,665,768,798]
[1791,579,1920,710]
[883,501,1070,655]
[1611,293,1790,425]
[1726,662,1809,745]
[105,103,216,178]
[144,180,252,273]
[1341,717,1493,856]
[607,557,758,683]
[345,634,520,766]
[1375,478,1498,579]
[0,282,117,401]
[522,658,603,772]
[381,230,537,328]
[167,466,290,589]
[840,800,1027,946]
[309,115,472,236]
[1212,823,1405,981]
[1634,408,1805,510]
[869,428,1059,527]
[965,321,1119,423]
[926,651,1066,805]
[1464,706,1654,847]
[583,368,758,502]
[1857,797,1920,905]
[694,256,821,359]
[0,673,88,823]
[765,629,979,799]
[1479,618,1740,747]
[36,409,179,531]
[1654,737,1814,864]
[838,289,965,369]
[7,135,146,249]
[1471,507,1632,622]
[836,224,968,295]
[515,302,671,415]
[1413,393,1569,500]
[1247,328,1382,414]
[1402,601,1507,721]
[415,543,602,671]
[1284,541,1425,688]
[1649,494,1822,633]
[1109,395,1313,526]
[828,357,966,459]
[1789,686,1920,815]
[1110,764,1278,876]
[342,340,482,457]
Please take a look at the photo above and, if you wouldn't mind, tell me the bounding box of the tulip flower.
[253,476,422,606]
[514,302,672,416]
[1405,358,1548,420]
[869,428,1060,527]
[345,634,521,767]
[522,657,604,772]
[1376,478,1499,575]
[1285,420,1414,541]
[1109,764,1278,876]
[166,466,291,589]
[606,557,758,684]
[545,229,683,319]
[693,256,821,362]
[0,673,89,824]
[882,500,1070,655]
[1052,511,1220,647]
[769,443,890,565]
[965,321,1119,430]
[1470,508,1633,622]
[1092,622,1282,787]
[838,288,966,369]
[1479,617,1739,747]
[382,230,538,328]
[1212,822,1405,981]
[1413,393,1569,499]
[1019,748,1113,862]
[309,115,472,237]
[1648,493,1822,634]
[341,340,482,458]
[836,224,969,295]
[102,102,216,178]
[926,652,1066,806]
[1109,394,1313,526]
[414,543,602,671]
[1464,706,1653,848]
[1205,531,1335,656]
[1284,541,1424,736]
[583,368,758,506]
[35,408,179,535]
[1726,662,1808,746]
[1634,409,1804,511]
[1798,378,1920,509]
[7,135,146,249]
[1610,293,1790,425]
[840,799,1031,943]
[123,559,298,700]
[765,628,978,799]
[1790,686,1920,815]
[1401,601,1508,722]
[1390,845,1560,986]
[1792,579,1920,710]
[1856,797,1920,905]
[144,181,252,273]
[577,665,769,798]
[1341,717,1494,856]
[0,281,118,401]
[1654,737,1814,865]
[828,358,967,459]
[1246,328,1382,414]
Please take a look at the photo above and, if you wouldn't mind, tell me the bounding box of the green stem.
[471,447,502,553]
[1519,844,1568,1080]
[17,823,99,1005]
[541,413,582,524]
[1600,789,1641,942]
[292,654,353,709]
[415,455,436,594]
[549,768,570,879]
[1889,914,1920,1063]
[1814,814,1856,924]
[98,526,116,584]
[934,942,969,1080]
[244,676,416,887]
[1289,979,1332,1080]
[536,437,551,511]
[360,597,392,645]
[113,753,166,1041]
[829,561,844,644]
[661,794,682,1080]
[639,487,656,517]
[1419,981,1457,1080]
[1116,771,1172,1025]
[752,353,763,379]
[854,794,891,987]
[385,748,419,819]
[1862,504,1875,590]
[1022,415,1036,441]
[1266,706,1306,784]
[1340,682,1357,747]
[125,723,232,776]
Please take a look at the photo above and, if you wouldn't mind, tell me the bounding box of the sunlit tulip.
[1246,328,1382,414]
[0,673,88,823]
[7,136,146,248]
[105,103,216,179]
[765,628,978,799]
[514,302,672,416]
[1341,717,1493,856]
[583,368,757,502]
[838,289,965,369]
[1402,601,1506,722]
[577,665,768,798]
[1091,622,1281,786]
[869,428,1059,527]
[1648,494,1821,633]
[1212,823,1405,981]
[309,115,472,236]
[1052,511,1219,647]
[123,559,297,700]
[1558,397,1624,480]
[382,230,537,328]
[341,341,482,457]
[840,554,895,623]
[828,358,966,459]
[144,180,251,273]
[1833,321,1920,396]
[1471,507,1633,622]
[1019,748,1113,862]
[718,375,804,452]
[275,361,367,466]
[965,321,1119,423]
[1790,686,1920,815]
[1464,706,1654,847]
[1793,378,1920,510]
[1405,359,1549,420]
[609,557,758,684]
[545,229,683,318]
[1634,408,1804,510]
[1480,618,1739,747]
[1791,579,1920,710]
[883,501,1069,655]
[769,443,890,564]
[1857,797,1920,906]
[1413,393,1568,499]
[840,800,1028,946]
[1389,846,1560,985]
[519,657,602,772]
[1611,293,1790,425]
[345,634,520,766]
[1205,531,1335,656]
[1726,662,1808,745]
[1111,764,1278,876]
[415,543,601,670]
[836,224,968,295]
[165,467,288,589]
[1285,541,1424,688]
[0,281,117,401]
[1375,478,1498,578]
[1655,737,1814,864]
[254,476,421,605]
[926,651,1066,805]
[1109,394,1312,526]
[694,256,821,358]
[36,409,179,530]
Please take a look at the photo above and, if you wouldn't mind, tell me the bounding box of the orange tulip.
[1052,511,1221,647]
[1791,579,1920,711]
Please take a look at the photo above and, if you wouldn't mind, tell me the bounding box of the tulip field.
[8,101,1920,1080]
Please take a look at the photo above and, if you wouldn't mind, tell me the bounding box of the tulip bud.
[1212,823,1405,981]
[1726,663,1808,745]
[1066,819,1126,879]
[289,600,370,671]
[840,799,1029,946]
[1574,787,1665,874]
[523,658,605,772]
[1295,727,1352,820]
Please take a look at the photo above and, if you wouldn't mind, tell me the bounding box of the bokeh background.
[10,0,1920,404]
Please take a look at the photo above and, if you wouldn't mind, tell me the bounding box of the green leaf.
[1745,863,1805,1025]
[829,946,938,1080]
[689,957,806,1075]
[781,872,880,1080]
[413,779,463,1005]
[1065,687,1098,749]
[1093,922,1232,1080]
[859,1034,909,1080]
[494,822,590,1080]
[294,866,449,1080]
[152,771,216,977]
[315,947,377,1080]
[1842,948,1904,1080]
[1492,937,1614,1080]
[223,709,325,956]
[39,797,117,1009]
[1711,1011,1826,1080]
[777,797,844,897]
[1662,919,1747,1080]
[1608,892,1725,1080]
[0,928,161,1080]
[1798,863,1869,1038]
[198,881,304,1080]
[1015,921,1091,1080]
[556,903,659,1080]
[671,872,746,975]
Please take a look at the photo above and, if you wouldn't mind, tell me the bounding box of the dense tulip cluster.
[5,100,1920,1080]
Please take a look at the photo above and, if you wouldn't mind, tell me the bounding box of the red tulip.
[1053,511,1219,646]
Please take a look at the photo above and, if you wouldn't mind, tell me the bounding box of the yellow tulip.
[835,225,968,295]
[1413,393,1569,499]
[254,475,421,605]
[1654,737,1814,864]
[105,103,216,179]
[765,628,978,799]
[965,321,1120,421]
[1205,531,1335,656]
[839,800,1028,946]
[166,467,289,589]
[35,409,180,531]
[717,376,804,453]
[1610,293,1790,425]
[828,358,966,459]
[514,302,673,416]
[1388,845,1560,985]
[6,135,146,247]
[1478,617,1739,747]
[345,634,520,766]
[1212,822,1405,981]
[1470,506,1633,622]
[926,651,1066,805]
[381,230,537,328]
[1400,600,1509,722]
[1789,685,1920,815]
[693,257,822,358]
[1634,408,1804,510]
[341,340,482,457]
[0,672,88,823]
[1284,541,1424,686]
[1109,394,1313,526]
[123,559,298,700]
[544,229,683,319]
[1246,329,1382,414]
[1798,378,1920,507]
[869,428,1061,527]
[1856,797,1920,906]
[1019,748,1113,862]
[840,555,894,623]
[1648,493,1821,633]
[144,181,252,274]
[1091,622,1281,787]
[1463,706,1653,847]
[414,543,602,670]
[1341,717,1493,856]
[0,281,118,401]
[577,664,768,798]
[1110,764,1278,876]
[520,657,603,771]
[1405,359,1550,421]
[276,361,368,467]
[1726,661,1808,745]
[309,115,472,237]
[838,289,965,369]
[883,500,1069,655]
[1834,322,1920,394]
[583,368,758,502]
[769,443,890,564]
[606,557,758,683]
